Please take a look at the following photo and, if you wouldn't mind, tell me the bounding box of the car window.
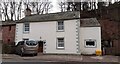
[17,41,24,46]
[21,41,24,45]
[26,40,37,46]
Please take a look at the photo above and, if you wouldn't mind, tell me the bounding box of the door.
[38,41,43,52]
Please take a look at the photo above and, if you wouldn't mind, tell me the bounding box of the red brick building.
[99,19,119,55]
[2,21,16,45]
[100,3,120,55]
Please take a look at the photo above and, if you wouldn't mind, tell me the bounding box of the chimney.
[25,5,31,16]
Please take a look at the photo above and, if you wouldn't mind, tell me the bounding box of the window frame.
[23,38,29,41]
[57,21,64,32]
[84,39,97,48]
[23,22,30,33]
[56,37,65,49]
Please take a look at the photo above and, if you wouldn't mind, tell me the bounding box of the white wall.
[80,27,101,54]
[15,19,80,54]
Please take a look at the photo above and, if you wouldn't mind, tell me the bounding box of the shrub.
[2,44,16,54]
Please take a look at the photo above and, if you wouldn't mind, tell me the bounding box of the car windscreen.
[26,40,37,46]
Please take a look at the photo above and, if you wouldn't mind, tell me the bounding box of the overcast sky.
[50,0,61,13]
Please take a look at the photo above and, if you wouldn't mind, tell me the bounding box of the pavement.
[2,53,120,63]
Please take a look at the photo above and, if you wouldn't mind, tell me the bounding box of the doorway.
[38,41,43,53]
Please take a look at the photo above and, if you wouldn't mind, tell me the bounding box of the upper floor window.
[24,22,30,33]
[57,21,64,31]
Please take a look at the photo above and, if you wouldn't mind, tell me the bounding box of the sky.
[50,0,61,13]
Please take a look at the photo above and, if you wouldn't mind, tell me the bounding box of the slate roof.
[80,18,100,27]
[18,11,80,23]
[1,21,16,26]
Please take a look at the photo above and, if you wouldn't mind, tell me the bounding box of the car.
[15,40,38,56]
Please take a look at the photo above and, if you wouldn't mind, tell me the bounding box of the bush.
[2,44,16,54]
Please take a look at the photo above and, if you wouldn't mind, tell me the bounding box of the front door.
[38,41,43,52]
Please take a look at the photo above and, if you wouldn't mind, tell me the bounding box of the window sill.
[57,30,64,32]
[56,47,65,50]
[23,31,29,34]
[85,46,96,48]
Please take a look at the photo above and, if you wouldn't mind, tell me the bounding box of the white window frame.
[85,39,97,48]
[57,21,64,32]
[57,38,64,49]
[23,22,30,33]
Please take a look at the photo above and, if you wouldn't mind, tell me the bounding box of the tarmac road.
[2,54,120,64]
[2,62,120,64]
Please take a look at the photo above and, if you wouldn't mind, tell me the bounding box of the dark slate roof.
[1,21,16,26]
[80,18,100,27]
[17,11,80,23]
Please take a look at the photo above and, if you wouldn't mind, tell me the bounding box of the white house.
[15,11,101,55]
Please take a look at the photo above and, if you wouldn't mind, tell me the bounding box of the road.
[2,54,120,64]
[2,62,119,64]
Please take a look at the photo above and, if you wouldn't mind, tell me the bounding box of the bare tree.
[0,0,52,21]
[1,2,10,21]
[24,0,53,14]
[58,0,67,12]
[17,0,22,20]
[66,0,81,11]
[1,1,23,21]
[0,4,2,20]
[10,1,16,21]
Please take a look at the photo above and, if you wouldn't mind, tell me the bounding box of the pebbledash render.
[15,11,101,55]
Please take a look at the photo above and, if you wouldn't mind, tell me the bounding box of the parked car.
[15,40,38,56]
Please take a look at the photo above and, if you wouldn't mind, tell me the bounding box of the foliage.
[2,43,16,54]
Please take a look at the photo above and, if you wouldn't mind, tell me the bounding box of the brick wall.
[2,25,16,45]
[99,19,120,55]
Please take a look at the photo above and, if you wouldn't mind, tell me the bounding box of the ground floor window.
[85,39,96,48]
[57,38,64,49]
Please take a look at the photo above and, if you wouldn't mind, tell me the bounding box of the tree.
[58,0,67,12]
[1,2,10,21]
[82,2,89,11]
[24,0,53,14]
[10,1,16,21]
[67,1,81,11]
[0,0,53,21]
[17,0,22,20]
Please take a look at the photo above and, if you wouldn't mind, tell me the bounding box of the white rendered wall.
[15,19,79,54]
[80,27,101,54]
